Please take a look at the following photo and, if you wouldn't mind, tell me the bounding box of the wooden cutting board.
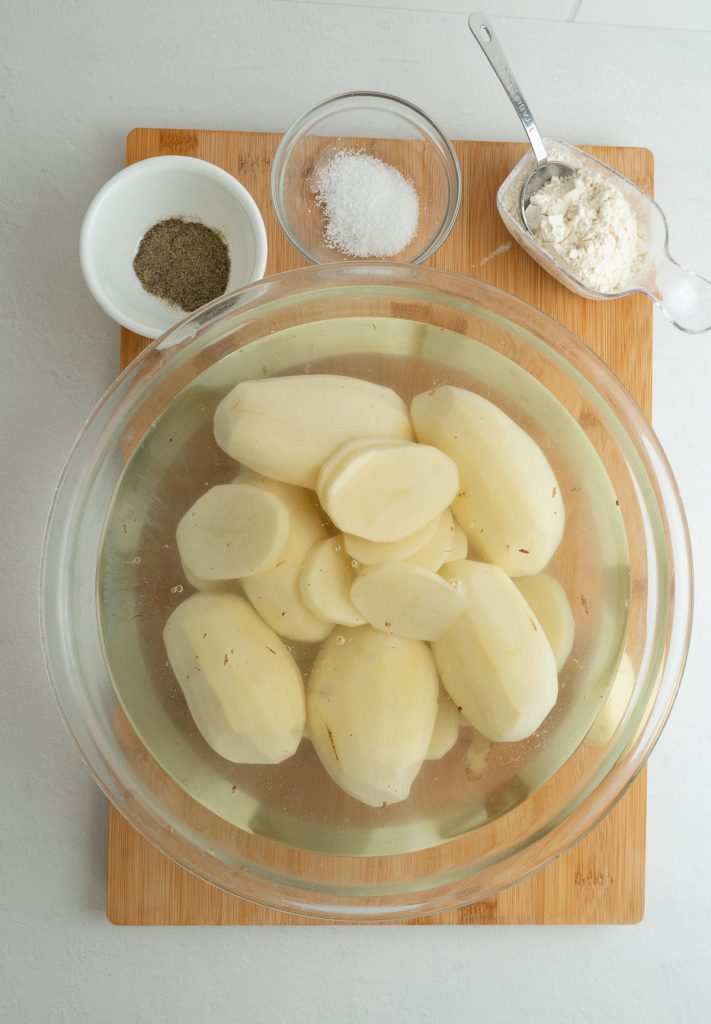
[108,128,652,925]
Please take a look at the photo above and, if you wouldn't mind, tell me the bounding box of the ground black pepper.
[133,217,230,312]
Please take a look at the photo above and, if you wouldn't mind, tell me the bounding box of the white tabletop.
[2,2,711,1021]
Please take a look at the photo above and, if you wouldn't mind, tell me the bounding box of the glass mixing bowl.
[41,263,691,921]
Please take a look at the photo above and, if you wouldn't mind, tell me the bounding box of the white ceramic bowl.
[80,156,268,339]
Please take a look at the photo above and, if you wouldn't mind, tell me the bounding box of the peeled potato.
[318,441,459,543]
[514,574,575,670]
[299,535,364,627]
[163,592,305,763]
[411,386,564,576]
[307,626,439,806]
[406,509,464,572]
[176,483,290,581]
[343,516,439,567]
[433,560,558,742]
[587,652,635,746]
[426,692,460,760]
[181,561,239,593]
[464,732,493,781]
[350,562,467,641]
[240,478,332,643]
[214,375,413,487]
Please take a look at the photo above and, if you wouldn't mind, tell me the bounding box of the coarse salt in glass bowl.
[41,262,691,921]
[271,92,462,265]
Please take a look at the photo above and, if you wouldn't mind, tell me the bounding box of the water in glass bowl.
[98,316,630,856]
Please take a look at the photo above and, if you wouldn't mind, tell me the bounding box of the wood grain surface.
[108,128,653,926]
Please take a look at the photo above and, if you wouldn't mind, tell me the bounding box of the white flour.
[504,149,647,293]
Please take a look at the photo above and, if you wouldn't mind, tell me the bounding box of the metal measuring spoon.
[468,12,576,231]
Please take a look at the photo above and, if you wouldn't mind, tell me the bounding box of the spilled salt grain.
[311,149,419,258]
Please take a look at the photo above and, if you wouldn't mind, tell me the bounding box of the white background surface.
[2,2,711,1021]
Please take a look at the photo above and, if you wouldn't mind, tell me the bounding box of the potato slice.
[318,441,459,543]
[407,509,463,572]
[299,535,364,627]
[240,478,332,643]
[425,692,460,760]
[514,574,575,671]
[411,386,564,576]
[587,652,635,746]
[163,592,305,763]
[214,375,412,487]
[307,626,439,806]
[350,562,467,641]
[433,560,558,742]
[343,516,439,567]
[176,483,290,581]
[316,436,410,502]
[448,523,469,563]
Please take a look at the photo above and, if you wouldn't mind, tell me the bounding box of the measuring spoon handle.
[650,253,711,333]
[468,12,549,167]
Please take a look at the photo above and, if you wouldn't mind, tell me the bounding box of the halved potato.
[318,441,458,543]
[240,478,332,643]
[342,515,439,567]
[351,562,467,641]
[587,652,635,746]
[214,375,412,487]
[514,573,575,671]
[433,560,558,742]
[307,626,439,806]
[181,561,239,593]
[163,592,305,763]
[176,482,290,581]
[411,386,564,576]
[299,535,364,627]
[316,436,410,502]
[407,510,465,572]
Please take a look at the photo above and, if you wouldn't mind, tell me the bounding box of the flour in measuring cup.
[504,149,647,293]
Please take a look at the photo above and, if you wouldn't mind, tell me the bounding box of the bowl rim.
[270,90,462,265]
[40,261,693,920]
[79,154,269,338]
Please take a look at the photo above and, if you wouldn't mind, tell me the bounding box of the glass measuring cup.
[497,139,711,334]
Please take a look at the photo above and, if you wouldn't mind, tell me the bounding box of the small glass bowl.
[497,139,711,334]
[271,91,461,265]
